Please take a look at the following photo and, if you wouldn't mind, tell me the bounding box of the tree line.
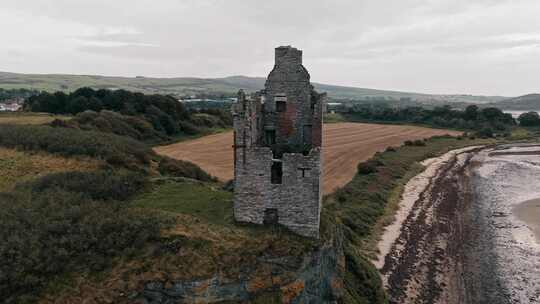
[0,88,39,101]
[344,104,516,136]
[24,88,232,143]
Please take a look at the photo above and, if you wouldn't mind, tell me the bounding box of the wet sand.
[374,146,483,270]
[379,144,540,303]
[513,198,540,243]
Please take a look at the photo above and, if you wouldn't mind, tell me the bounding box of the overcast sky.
[1,0,539,96]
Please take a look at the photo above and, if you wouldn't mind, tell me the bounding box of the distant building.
[0,99,23,112]
[232,46,325,238]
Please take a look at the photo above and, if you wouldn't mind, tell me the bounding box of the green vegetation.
[0,124,153,169]
[322,135,497,303]
[0,71,508,104]
[518,111,540,126]
[0,120,219,303]
[158,156,216,182]
[24,87,232,144]
[323,112,347,123]
[0,88,38,101]
[0,147,101,192]
[0,112,71,125]
[343,104,515,136]
[133,180,233,225]
[0,171,164,303]
[486,93,540,110]
[18,170,148,201]
[4,89,528,303]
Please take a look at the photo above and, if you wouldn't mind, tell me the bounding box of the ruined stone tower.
[232,46,325,238]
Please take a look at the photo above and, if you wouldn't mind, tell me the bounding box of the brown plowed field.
[155,123,460,194]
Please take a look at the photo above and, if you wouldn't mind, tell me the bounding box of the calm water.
[471,145,540,303]
[513,198,540,243]
[504,110,540,119]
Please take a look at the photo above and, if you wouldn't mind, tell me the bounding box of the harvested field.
[0,112,70,125]
[155,123,461,194]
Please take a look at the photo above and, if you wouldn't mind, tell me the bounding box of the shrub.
[0,189,162,302]
[413,139,426,146]
[385,146,397,152]
[477,127,494,138]
[25,88,233,144]
[222,179,234,192]
[357,159,383,175]
[404,139,426,147]
[158,156,216,182]
[518,111,540,126]
[18,170,148,201]
[0,124,154,168]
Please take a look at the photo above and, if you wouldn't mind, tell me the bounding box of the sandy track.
[155,123,460,194]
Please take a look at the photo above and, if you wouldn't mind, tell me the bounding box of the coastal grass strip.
[323,135,497,304]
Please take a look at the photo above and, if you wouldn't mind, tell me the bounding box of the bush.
[0,189,162,302]
[518,111,540,126]
[413,139,426,146]
[158,156,216,182]
[57,110,170,144]
[404,139,426,147]
[477,127,494,138]
[357,159,383,175]
[18,170,148,201]
[25,88,233,144]
[0,124,154,168]
[385,146,397,152]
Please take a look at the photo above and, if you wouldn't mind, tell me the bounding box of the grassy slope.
[45,178,314,303]
[133,181,234,226]
[0,72,507,103]
[0,147,102,192]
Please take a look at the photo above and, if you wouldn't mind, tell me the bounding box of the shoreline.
[376,145,484,303]
[377,143,540,303]
[373,145,484,271]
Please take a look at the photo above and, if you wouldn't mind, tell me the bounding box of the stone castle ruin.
[232,46,325,238]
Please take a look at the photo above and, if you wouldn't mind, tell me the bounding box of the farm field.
[0,112,70,125]
[155,122,461,194]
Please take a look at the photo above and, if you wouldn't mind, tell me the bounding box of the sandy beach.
[377,144,540,304]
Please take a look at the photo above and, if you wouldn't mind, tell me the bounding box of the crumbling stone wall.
[232,46,325,238]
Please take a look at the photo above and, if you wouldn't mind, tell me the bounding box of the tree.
[518,111,540,126]
[464,105,478,120]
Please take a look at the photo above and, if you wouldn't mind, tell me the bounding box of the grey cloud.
[1,0,539,96]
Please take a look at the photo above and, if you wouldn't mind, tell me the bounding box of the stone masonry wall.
[234,147,322,238]
[233,46,323,238]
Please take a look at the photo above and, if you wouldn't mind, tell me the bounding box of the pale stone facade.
[232,46,325,238]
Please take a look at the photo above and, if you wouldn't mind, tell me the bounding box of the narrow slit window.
[271,162,283,184]
[276,100,287,112]
[265,130,276,145]
[298,168,311,178]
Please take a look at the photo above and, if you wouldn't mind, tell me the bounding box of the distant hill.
[0,71,508,104]
[489,94,540,111]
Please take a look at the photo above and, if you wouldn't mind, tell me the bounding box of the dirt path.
[155,123,460,194]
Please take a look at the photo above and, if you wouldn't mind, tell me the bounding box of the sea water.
[472,145,540,303]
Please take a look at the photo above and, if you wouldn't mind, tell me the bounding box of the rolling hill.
[0,71,508,104]
[487,94,540,110]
